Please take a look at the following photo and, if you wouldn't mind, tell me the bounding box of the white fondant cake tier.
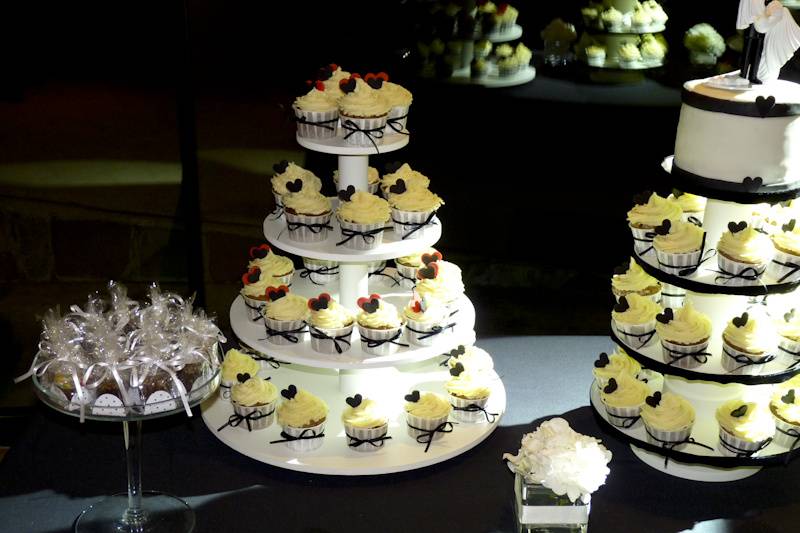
[674,76,800,189]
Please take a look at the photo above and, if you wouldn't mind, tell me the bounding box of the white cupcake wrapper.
[368,260,387,274]
[586,54,606,67]
[721,338,775,375]
[262,317,308,346]
[358,325,406,356]
[716,254,769,286]
[768,249,800,283]
[629,225,655,255]
[406,412,450,441]
[773,416,800,449]
[660,283,686,309]
[613,319,657,349]
[449,394,492,424]
[391,208,438,240]
[219,379,234,401]
[778,336,800,367]
[604,403,642,429]
[308,323,354,355]
[655,248,702,276]
[231,401,276,431]
[405,317,454,347]
[293,106,339,139]
[644,423,693,449]
[337,218,387,250]
[285,211,332,243]
[661,338,710,369]
[278,421,326,452]
[393,262,418,287]
[718,427,771,457]
[339,114,387,148]
[301,259,339,285]
[344,423,390,452]
[387,105,410,134]
[240,293,266,321]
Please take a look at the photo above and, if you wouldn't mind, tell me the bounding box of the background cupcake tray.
[447,65,536,88]
[484,23,523,43]
[202,360,505,475]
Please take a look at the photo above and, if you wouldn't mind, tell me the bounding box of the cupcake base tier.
[295,131,409,156]
[447,65,536,88]
[582,57,664,70]
[201,360,506,475]
[484,24,523,43]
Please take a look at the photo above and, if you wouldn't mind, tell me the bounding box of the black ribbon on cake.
[336,226,389,247]
[360,330,409,349]
[408,421,455,453]
[772,258,800,283]
[368,264,400,286]
[269,428,325,444]
[451,403,498,423]
[262,323,307,344]
[614,325,657,349]
[294,114,338,131]
[643,426,714,468]
[780,343,800,367]
[406,322,457,341]
[216,408,274,432]
[712,264,767,285]
[656,234,716,277]
[722,346,776,373]
[392,212,438,240]
[633,230,657,256]
[664,344,710,366]
[687,215,703,227]
[250,354,290,369]
[243,299,265,322]
[286,219,333,235]
[386,114,409,135]
[341,119,385,153]
[395,268,417,286]
[718,435,773,458]
[668,161,800,203]
[346,433,392,449]
[308,325,352,354]
[605,411,641,429]
[299,265,339,285]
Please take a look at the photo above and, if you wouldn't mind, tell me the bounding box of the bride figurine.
[738,0,800,84]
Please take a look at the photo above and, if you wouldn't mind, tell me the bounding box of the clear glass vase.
[514,473,589,533]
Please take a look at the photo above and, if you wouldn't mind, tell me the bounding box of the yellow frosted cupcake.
[220,348,260,401]
[335,188,391,250]
[768,219,800,283]
[721,312,777,375]
[445,364,494,423]
[592,346,641,388]
[611,257,661,302]
[776,308,800,367]
[275,385,329,452]
[627,192,683,256]
[283,189,333,243]
[247,244,294,286]
[342,394,390,452]
[600,372,650,428]
[669,192,706,226]
[240,266,271,321]
[356,294,404,356]
[716,222,774,286]
[380,163,430,196]
[379,76,413,133]
[404,291,452,347]
[414,260,465,307]
[262,286,309,346]
[641,391,695,448]
[307,293,355,355]
[271,160,322,209]
[293,81,339,139]
[716,400,774,457]
[653,219,706,276]
[770,387,800,448]
[386,182,444,240]
[655,302,713,369]
[404,390,452,446]
[337,77,391,148]
[612,294,661,349]
[446,344,495,373]
[230,377,278,431]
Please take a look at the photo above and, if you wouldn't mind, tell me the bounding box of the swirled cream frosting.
[338,78,391,118]
[277,389,329,428]
[716,400,775,441]
[248,249,294,278]
[612,293,661,325]
[656,302,712,345]
[405,392,452,419]
[357,299,402,329]
[264,293,310,322]
[309,299,354,329]
[771,388,800,425]
[611,258,660,294]
[388,188,445,212]
[627,192,683,228]
[654,221,705,254]
[271,163,322,196]
[380,164,430,192]
[341,398,388,428]
[283,190,332,216]
[445,371,492,400]
[221,349,260,383]
[415,260,464,304]
[448,345,494,373]
[669,193,706,213]
[336,191,391,224]
[381,81,413,107]
[593,346,641,383]
[396,247,438,267]
[723,313,777,354]
[772,226,800,256]
[294,86,338,113]
[641,392,695,431]
[717,226,774,264]
[231,377,278,407]
[600,372,650,409]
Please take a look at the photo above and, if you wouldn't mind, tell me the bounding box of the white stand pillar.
[336,154,371,309]
[337,154,369,192]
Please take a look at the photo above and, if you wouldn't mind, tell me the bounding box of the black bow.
[722,346,776,373]
[216,409,274,432]
[451,403,498,423]
[392,211,438,240]
[386,114,410,135]
[360,329,409,349]
[606,411,640,429]
[369,264,400,286]
[407,322,457,341]
[341,119,386,153]
[336,225,390,247]
[286,220,333,235]
[408,421,455,453]
[664,344,710,366]
[719,435,772,457]
[308,325,352,354]
[346,433,393,448]
[614,325,656,349]
[712,264,767,285]
[263,323,307,344]
[269,428,325,444]
[644,426,714,468]
[299,265,340,285]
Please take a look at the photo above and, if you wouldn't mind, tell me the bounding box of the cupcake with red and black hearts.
[640,391,696,449]
[611,257,661,304]
[770,386,800,448]
[386,179,445,240]
[655,303,712,370]
[599,372,650,428]
[307,293,355,355]
[373,73,412,134]
[356,294,405,356]
[333,166,380,195]
[240,267,271,320]
[395,248,440,286]
[282,186,333,244]
[247,244,294,288]
[776,308,800,367]
[271,160,322,212]
[592,346,641,389]
[627,191,683,256]
[262,286,309,346]
[380,162,431,197]
[275,385,329,452]
[716,400,775,457]
[652,219,706,277]
[716,221,774,286]
[721,311,777,375]
[337,77,391,148]
[414,260,466,310]
[342,394,390,452]
[404,290,452,347]
[669,192,707,227]
[335,187,391,250]
[445,363,494,423]
[769,219,800,283]
[293,80,339,139]
[230,375,278,431]
[611,294,661,349]
[319,63,350,96]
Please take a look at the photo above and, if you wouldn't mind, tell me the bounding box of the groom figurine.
[738,0,800,85]
[738,0,767,83]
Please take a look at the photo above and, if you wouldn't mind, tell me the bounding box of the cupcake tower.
[590,72,800,481]
[203,65,506,475]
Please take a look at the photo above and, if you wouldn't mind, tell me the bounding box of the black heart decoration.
[645,391,662,408]
[633,191,652,206]
[247,269,261,284]
[450,362,465,377]
[273,160,289,174]
[613,262,629,276]
[417,263,438,280]
[594,352,610,368]
[654,219,672,236]
[603,378,618,395]
[782,389,797,405]
[388,179,407,195]
[267,287,287,302]
[340,77,357,94]
[785,308,796,323]
[755,95,776,117]
[285,178,303,193]
[730,404,748,418]
[309,294,330,311]
[338,185,356,202]
[742,177,763,191]
[316,67,333,81]
[727,221,748,234]
[346,394,363,408]
[783,219,797,233]
[613,296,630,313]
[404,390,421,403]
[449,345,466,359]
[281,384,298,400]
[361,298,380,314]
[367,78,384,90]
[673,190,684,198]
[236,372,251,384]
[422,252,442,265]
[656,308,674,324]
[732,312,749,328]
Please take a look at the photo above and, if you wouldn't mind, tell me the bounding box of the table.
[1,336,798,533]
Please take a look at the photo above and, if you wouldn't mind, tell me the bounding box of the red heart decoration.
[364,73,376,81]
[339,77,357,94]
[351,73,362,79]
[329,63,338,71]
[376,72,389,82]
[315,80,325,91]
[249,244,270,259]
[357,293,382,313]
[411,300,422,313]
[266,285,290,302]
[242,267,261,285]
[421,251,442,265]
[308,293,332,311]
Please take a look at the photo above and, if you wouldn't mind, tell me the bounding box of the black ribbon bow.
[217,409,274,432]
[391,211,438,240]
[360,329,409,349]
[614,325,656,349]
[664,344,710,366]
[407,322,457,341]
[286,219,333,235]
[299,265,340,285]
[308,325,352,354]
[644,426,714,468]
[346,433,393,449]
[408,421,455,453]
[269,428,325,444]
[341,119,386,153]
[451,403,498,423]
[719,435,772,457]
[712,263,767,285]
[386,113,409,135]
[263,323,307,344]
[722,346,776,373]
[369,264,400,286]
[294,113,338,131]
[606,411,640,429]
[771,258,800,283]
[656,234,716,277]
[336,225,390,247]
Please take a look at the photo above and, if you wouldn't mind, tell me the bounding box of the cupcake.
[653,219,706,276]
[446,344,495,373]
[301,258,339,286]
[275,385,328,452]
[716,221,774,286]
[494,43,514,59]
[497,56,520,77]
[307,293,355,355]
[585,45,607,67]
[335,188,391,250]
[356,294,405,356]
[240,267,270,321]
[515,43,532,68]
[247,244,294,287]
[612,294,661,349]
[446,364,493,423]
[640,34,665,65]
[721,312,777,375]
[641,392,695,449]
[404,291,452,347]
[474,39,493,59]
[592,346,641,388]
[493,3,518,31]
[601,7,624,31]
[342,394,390,452]
[471,58,489,79]
[283,189,333,243]
[379,77,413,134]
[230,376,278,431]
[395,248,440,286]
[262,286,309,346]
[669,192,706,226]
[320,63,350,96]
[716,400,775,457]
[627,192,683,256]
[271,160,322,210]
[293,81,339,139]
[404,390,452,444]
[776,308,800,367]
[337,77,391,148]
[611,257,662,303]
[769,219,800,283]
[386,182,444,240]
[380,163,431,196]
[414,260,465,309]
[631,7,653,32]
[333,166,380,195]
[770,387,800,448]
[219,348,260,401]
[644,0,668,24]
[656,303,712,369]
[599,373,650,428]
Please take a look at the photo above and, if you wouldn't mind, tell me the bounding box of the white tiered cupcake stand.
[202,125,506,475]
[447,23,536,88]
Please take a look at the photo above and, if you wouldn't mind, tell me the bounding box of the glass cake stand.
[32,366,220,533]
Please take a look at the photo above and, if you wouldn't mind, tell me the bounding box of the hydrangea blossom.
[503,418,612,503]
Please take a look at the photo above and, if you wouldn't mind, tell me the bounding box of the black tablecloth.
[1,336,798,533]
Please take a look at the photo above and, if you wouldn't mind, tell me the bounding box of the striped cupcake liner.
[406,413,449,440]
[644,423,693,449]
[768,249,800,284]
[604,403,642,429]
[718,427,771,457]
[449,394,492,424]
[231,401,276,431]
[344,423,390,453]
[358,325,405,356]
[720,339,774,375]
[391,208,438,240]
[715,254,769,287]
[280,421,326,452]
[778,336,800,367]
[339,114,387,149]
[285,211,332,243]
[262,317,308,346]
[293,106,338,139]
[773,416,800,449]
[613,319,658,349]
[629,225,655,255]
[337,218,387,250]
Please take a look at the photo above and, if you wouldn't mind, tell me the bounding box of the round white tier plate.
[448,65,536,88]
[485,24,523,43]
[598,22,666,34]
[231,272,476,369]
[584,57,664,70]
[295,132,409,156]
[201,361,506,475]
[263,207,441,263]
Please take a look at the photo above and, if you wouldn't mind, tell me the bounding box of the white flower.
[503,418,612,503]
